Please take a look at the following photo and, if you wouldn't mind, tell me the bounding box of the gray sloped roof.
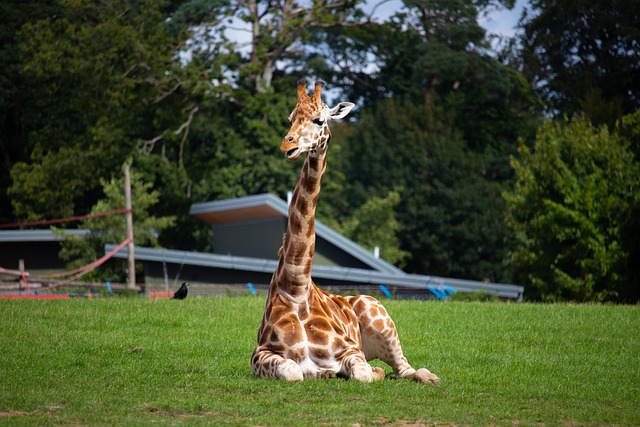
[0,229,90,242]
[190,193,405,275]
[106,245,524,300]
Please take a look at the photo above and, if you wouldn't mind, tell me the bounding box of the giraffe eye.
[312,118,325,126]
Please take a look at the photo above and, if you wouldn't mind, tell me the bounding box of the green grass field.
[1,297,638,426]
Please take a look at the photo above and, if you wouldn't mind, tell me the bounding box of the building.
[0,193,524,300]
[108,193,524,300]
[0,229,90,273]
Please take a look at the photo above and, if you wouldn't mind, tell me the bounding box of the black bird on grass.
[173,282,189,300]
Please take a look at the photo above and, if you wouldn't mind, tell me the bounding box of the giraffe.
[251,79,441,383]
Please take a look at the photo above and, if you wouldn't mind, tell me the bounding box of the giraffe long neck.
[275,150,327,300]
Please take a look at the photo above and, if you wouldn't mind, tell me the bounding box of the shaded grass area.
[0,297,638,426]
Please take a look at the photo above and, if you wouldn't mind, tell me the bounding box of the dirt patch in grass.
[141,404,223,419]
[0,404,64,418]
[364,418,461,427]
[0,411,31,417]
[177,411,224,418]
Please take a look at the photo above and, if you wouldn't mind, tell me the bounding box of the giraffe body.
[251,80,440,383]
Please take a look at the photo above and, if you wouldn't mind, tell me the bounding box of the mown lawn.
[0,297,638,426]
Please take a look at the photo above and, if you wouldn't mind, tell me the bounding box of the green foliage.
[518,0,640,125]
[328,191,410,267]
[504,116,640,301]
[57,167,175,282]
[8,0,181,221]
[339,99,515,282]
[1,298,638,426]
[376,0,486,113]
[614,111,640,301]
[88,169,175,246]
[617,109,640,161]
[398,132,512,282]
[131,152,212,251]
[185,84,299,204]
[3,0,630,303]
[447,60,543,157]
[9,147,92,221]
[0,0,62,223]
[313,1,540,284]
[181,0,369,92]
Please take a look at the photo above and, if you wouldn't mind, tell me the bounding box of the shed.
[189,193,404,274]
[0,229,90,273]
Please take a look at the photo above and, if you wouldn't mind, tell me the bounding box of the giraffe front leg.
[342,352,385,382]
[251,347,304,382]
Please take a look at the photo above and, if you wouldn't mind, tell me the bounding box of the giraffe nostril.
[288,136,294,142]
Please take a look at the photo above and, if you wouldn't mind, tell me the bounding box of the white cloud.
[363,0,526,39]
[478,0,526,39]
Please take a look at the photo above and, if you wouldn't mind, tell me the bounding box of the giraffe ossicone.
[251,80,440,384]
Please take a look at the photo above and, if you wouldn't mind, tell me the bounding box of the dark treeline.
[1,0,638,302]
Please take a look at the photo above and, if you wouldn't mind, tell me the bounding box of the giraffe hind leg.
[347,295,440,384]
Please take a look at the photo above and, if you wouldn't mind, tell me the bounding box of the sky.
[478,0,527,39]
[365,0,527,40]
[206,0,529,92]
[223,1,528,53]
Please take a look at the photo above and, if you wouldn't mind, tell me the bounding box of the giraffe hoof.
[318,370,337,379]
[372,366,385,381]
[412,368,441,384]
[278,360,304,382]
[350,362,375,382]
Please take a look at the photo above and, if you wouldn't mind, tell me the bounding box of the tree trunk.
[424,76,438,122]
[256,59,273,93]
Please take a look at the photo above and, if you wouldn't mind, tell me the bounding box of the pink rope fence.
[0,208,131,229]
[0,236,132,291]
[1,208,134,291]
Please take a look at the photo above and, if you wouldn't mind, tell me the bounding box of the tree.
[313,0,542,168]
[339,99,513,281]
[615,111,640,301]
[57,167,175,282]
[518,0,640,126]
[396,125,512,282]
[393,0,487,113]
[8,0,192,222]
[175,0,379,93]
[504,116,640,302]
[1,0,546,284]
[309,0,541,281]
[327,191,410,267]
[0,0,60,223]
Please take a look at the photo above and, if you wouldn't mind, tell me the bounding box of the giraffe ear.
[287,107,297,123]
[329,102,355,120]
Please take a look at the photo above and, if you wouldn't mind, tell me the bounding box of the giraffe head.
[281,79,355,161]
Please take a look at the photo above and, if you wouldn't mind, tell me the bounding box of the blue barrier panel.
[379,284,392,299]
[443,285,457,296]
[428,285,447,300]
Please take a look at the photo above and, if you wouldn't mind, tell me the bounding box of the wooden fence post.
[124,164,136,290]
